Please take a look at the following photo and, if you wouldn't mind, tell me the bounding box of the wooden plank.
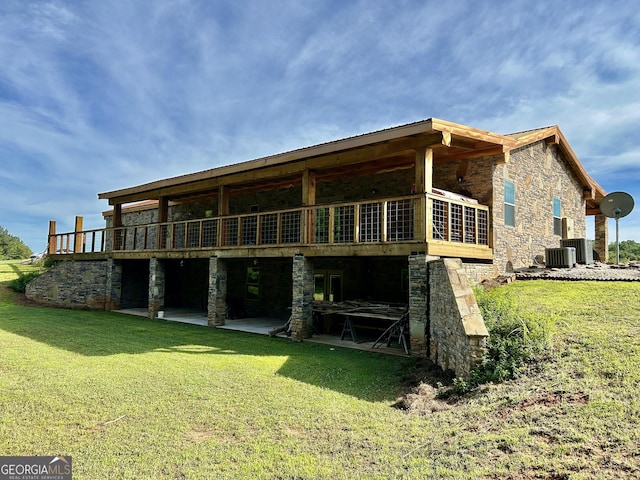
[426,240,493,259]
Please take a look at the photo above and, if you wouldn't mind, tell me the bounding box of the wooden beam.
[413,147,433,242]
[158,197,169,223]
[426,240,493,260]
[435,145,510,164]
[583,186,595,201]
[302,170,317,206]
[113,204,123,228]
[414,147,433,194]
[218,185,229,216]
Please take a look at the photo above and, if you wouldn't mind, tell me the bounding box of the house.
[28,118,607,376]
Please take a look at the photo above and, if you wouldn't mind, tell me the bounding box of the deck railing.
[48,194,490,255]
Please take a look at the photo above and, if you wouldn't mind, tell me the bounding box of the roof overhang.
[98,118,516,205]
[97,118,605,214]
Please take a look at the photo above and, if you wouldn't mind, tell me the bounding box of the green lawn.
[1,262,639,479]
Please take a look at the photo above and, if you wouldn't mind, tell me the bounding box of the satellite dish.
[600,191,634,219]
[599,191,634,264]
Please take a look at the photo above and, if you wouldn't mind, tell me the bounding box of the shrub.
[9,271,42,293]
[455,286,558,393]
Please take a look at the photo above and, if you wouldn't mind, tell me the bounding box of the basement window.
[504,180,515,227]
[553,198,562,236]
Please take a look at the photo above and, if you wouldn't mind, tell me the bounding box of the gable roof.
[98,118,605,212]
[507,125,605,211]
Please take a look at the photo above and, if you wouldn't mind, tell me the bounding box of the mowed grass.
[1,261,640,479]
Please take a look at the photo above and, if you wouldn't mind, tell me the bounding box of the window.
[553,198,562,236]
[504,180,515,227]
[313,270,342,302]
[246,267,259,300]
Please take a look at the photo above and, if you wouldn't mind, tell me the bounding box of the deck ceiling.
[98,117,605,212]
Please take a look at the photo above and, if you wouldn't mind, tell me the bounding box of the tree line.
[0,226,33,260]
[608,239,640,263]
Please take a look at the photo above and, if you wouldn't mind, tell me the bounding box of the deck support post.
[290,254,314,340]
[148,257,165,319]
[207,256,227,327]
[408,253,430,356]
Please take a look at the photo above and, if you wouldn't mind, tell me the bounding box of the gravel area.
[515,262,640,281]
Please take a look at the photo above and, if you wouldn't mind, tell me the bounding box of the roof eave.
[98,117,515,203]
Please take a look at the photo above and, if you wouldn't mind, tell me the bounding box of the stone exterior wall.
[463,262,499,284]
[408,254,488,378]
[105,258,122,310]
[25,260,110,309]
[492,141,586,272]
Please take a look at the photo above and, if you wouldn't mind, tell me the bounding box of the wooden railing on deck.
[47,194,490,255]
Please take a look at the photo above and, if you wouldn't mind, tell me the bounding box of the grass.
[1,261,640,479]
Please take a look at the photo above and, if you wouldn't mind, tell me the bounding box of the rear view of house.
[27,118,607,376]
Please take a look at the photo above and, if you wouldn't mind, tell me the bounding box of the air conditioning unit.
[545,247,576,268]
[560,238,594,264]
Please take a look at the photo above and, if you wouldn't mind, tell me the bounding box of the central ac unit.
[545,247,576,268]
[560,238,594,264]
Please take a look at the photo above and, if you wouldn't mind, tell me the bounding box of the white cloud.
[1,0,640,250]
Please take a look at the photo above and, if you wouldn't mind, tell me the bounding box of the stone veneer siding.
[25,260,110,309]
[493,141,586,272]
[106,258,122,310]
[409,254,488,378]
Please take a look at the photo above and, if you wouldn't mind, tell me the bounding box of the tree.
[0,226,33,260]
[609,239,640,263]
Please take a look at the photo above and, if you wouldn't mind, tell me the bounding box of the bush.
[9,271,43,293]
[454,286,558,393]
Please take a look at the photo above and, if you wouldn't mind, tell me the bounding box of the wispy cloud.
[0,0,639,248]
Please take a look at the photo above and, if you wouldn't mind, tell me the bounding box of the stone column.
[594,214,609,263]
[105,257,122,311]
[207,256,227,327]
[148,257,165,319]
[408,253,429,356]
[290,254,314,340]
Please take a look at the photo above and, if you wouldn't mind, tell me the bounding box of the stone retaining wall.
[25,260,109,309]
[409,254,488,378]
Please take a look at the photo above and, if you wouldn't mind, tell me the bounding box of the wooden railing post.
[48,221,57,254]
[74,216,85,253]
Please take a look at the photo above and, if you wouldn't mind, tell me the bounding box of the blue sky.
[1,0,639,252]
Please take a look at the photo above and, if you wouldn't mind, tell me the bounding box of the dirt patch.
[392,358,456,414]
[516,390,589,410]
[2,285,52,307]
